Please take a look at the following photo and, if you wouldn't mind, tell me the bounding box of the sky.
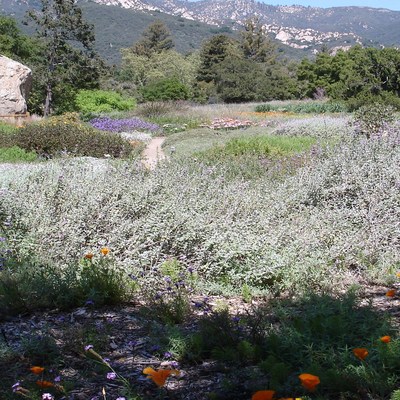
[263,1,400,11]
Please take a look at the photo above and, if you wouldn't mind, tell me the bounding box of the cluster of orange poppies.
[30,366,55,389]
[352,335,392,361]
[142,367,319,399]
[84,247,110,260]
[249,373,320,400]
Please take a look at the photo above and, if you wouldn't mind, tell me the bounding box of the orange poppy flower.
[84,252,94,260]
[353,347,368,360]
[252,390,276,400]
[36,380,54,388]
[386,289,396,297]
[298,373,320,392]
[30,366,45,375]
[100,247,110,256]
[380,336,391,343]
[143,367,179,387]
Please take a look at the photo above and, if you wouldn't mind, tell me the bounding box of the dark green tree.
[26,0,103,115]
[240,17,276,63]
[0,15,37,61]
[296,45,400,108]
[131,20,174,57]
[196,34,240,84]
[214,56,263,102]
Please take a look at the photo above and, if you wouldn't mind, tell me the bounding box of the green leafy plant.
[0,146,38,162]
[391,389,400,400]
[75,89,136,117]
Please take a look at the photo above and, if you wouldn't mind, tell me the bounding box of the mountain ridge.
[1,0,400,64]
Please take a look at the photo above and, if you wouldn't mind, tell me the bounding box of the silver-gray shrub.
[0,132,399,293]
[272,116,353,138]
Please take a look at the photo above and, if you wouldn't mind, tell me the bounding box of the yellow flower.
[380,336,391,343]
[30,366,45,375]
[298,373,320,392]
[252,390,276,400]
[100,247,110,256]
[396,272,400,278]
[143,367,179,387]
[353,347,368,360]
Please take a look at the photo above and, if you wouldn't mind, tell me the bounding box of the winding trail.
[141,137,166,170]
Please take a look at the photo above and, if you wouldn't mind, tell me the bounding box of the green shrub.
[141,79,190,102]
[0,146,37,162]
[11,113,133,158]
[79,251,128,306]
[75,89,136,116]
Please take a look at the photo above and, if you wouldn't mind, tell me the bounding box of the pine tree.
[26,0,103,116]
[240,18,276,63]
[131,20,174,57]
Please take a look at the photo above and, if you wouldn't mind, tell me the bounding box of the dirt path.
[141,137,167,170]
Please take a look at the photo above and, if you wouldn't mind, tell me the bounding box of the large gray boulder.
[0,55,32,115]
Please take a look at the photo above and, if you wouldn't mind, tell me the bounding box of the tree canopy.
[131,20,174,57]
[26,0,104,115]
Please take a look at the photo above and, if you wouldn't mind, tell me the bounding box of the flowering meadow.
[0,102,399,399]
[89,117,160,134]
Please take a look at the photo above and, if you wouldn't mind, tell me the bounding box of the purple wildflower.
[89,117,159,133]
[107,372,117,380]
[164,351,172,359]
[12,382,22,392]
[84,344,93,351]
[54,376,61,382]
[42,394,54,400]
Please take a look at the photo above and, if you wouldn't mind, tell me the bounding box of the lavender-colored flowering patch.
[90,117,160,133]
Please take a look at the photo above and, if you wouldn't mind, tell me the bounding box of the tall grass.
[197,135,316,158]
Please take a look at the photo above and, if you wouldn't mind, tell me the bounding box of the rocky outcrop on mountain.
[83,0,400,50]
[0,55,32,115]
[3,0,400,63]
